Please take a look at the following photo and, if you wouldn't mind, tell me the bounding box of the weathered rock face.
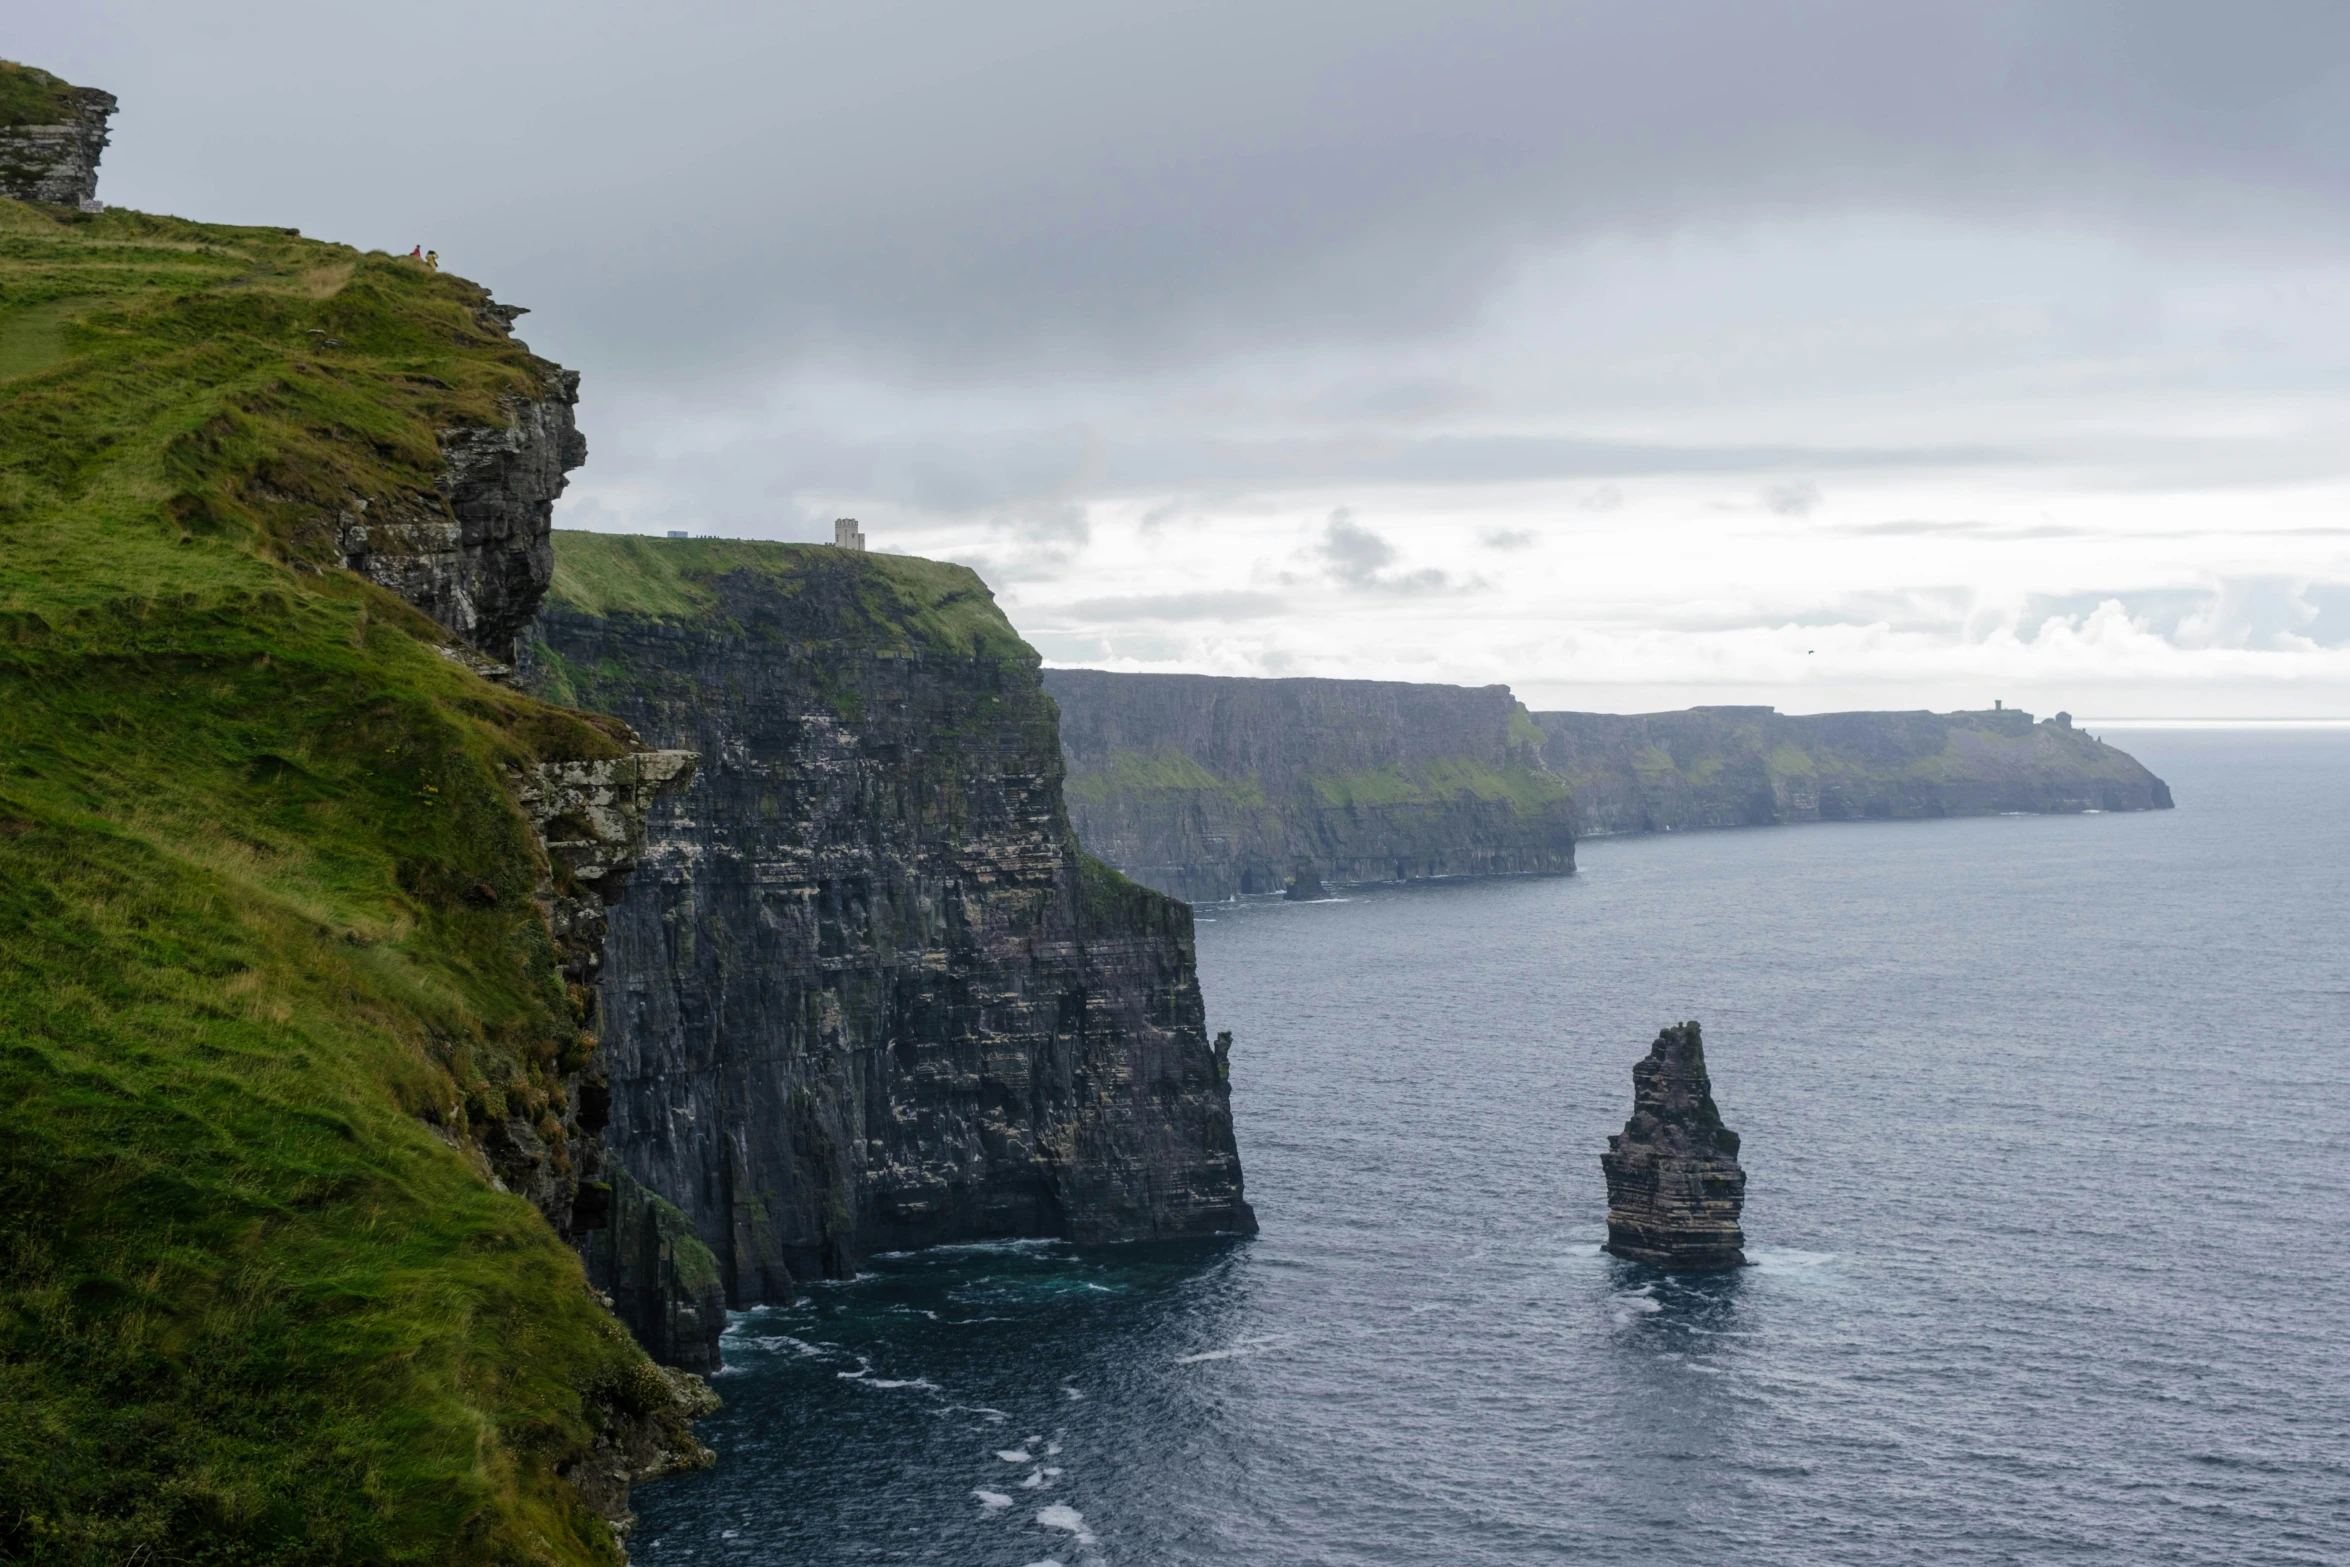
[1043,669,1576,903]
[520,535,1254,1363]
[502,748,698,1240]
[339,361,585,665]
[323,358,715,1524]
[1601,1022,1748,1272]
[0,63,116,206]
[1539,705,2174,834]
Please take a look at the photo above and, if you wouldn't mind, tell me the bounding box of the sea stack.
[1601,1021,1748,1270]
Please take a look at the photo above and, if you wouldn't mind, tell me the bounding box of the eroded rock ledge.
[0,61,116,206]
[339,362,586,665]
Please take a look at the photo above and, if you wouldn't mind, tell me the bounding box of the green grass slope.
[1,198,687,1563]
[542,530,1032,660]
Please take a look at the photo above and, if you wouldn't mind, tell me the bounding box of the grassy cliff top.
[0,61,93,128]
[545,529,1032,661]
[1,195,675,1565]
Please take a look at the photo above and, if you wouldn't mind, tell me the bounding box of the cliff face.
[1537,705,2174,834]
[1043,669,1576,903]
[338,362,586,665]
[0,61,115,206]
[521,535,1253,1363]
[1,188,712,1561]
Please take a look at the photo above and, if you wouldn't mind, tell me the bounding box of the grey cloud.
[1765,480,1822,516]
[1482,529,1535,550]
[1315,510,1464,596]
[1320,511,1396,586]
[2019,579,2350,649]
[41,2,2350,378]
[1056,591,1289,622]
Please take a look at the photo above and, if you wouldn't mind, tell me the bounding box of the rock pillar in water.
[1600,1020,1747,1270]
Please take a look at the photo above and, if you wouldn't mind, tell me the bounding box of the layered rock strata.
[325,353,719,1518]
[1043,669,1577,902]
[522,535,1254,1363]
[0,61,116,206]
[503,748,698,1238]
[338,358,586,665]
[1539,705,2173,834]
[1601,1021,1748,1272]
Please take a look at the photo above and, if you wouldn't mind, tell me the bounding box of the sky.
[27,2,2350,716]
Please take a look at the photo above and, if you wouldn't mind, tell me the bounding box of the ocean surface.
[630,730,2350,1565]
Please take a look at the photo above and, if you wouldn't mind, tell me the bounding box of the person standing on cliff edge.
[424,249,438,271]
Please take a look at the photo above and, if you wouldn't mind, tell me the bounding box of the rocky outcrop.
[338,362,586,664]
[501,748,698,1240]
[520,534,1254,1363]
[586,1168,732,1375]
[1538,705,2173,834]
[558,1356,721,1549]
[1043,669,1576,903]
[1601,1021,1747,1272]
[0,62,115,206]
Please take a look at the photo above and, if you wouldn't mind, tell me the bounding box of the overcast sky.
[32,2,2350,714]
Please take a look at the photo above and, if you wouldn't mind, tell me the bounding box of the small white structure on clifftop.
[833,517,866,551]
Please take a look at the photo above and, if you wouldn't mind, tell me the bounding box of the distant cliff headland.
[1537,703,2172,833]
[1043,670,1578,903]
[1046,671,2171,900]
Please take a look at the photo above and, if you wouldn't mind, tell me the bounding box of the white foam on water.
[1021,1560,1066,1567]
[1061,1386,1085,1400]
[748,1335,830,1358]
[973,1490,1014,1512]
[1042,1466,1063,1479]
[863,1377,939,1390]
[1020,1468,1046,1488]
[925,1237,1069,1256]
[996,1448,1034,1463]
[1036,1504,1096,1546]
[1747,1247,1839,1275]
[1174,1334,1290,1365]
[1045,1441,1062,1456]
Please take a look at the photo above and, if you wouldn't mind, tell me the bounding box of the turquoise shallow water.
[630,731,2350,1565]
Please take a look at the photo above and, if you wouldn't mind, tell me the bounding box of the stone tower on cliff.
[0,61,117,208]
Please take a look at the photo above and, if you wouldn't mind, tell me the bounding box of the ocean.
[628,729,2350,1565]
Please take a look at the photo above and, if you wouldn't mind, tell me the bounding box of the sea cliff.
[0,126,710,1561]
[522,537,1254,1367]
[1044,672,2172,897]
[1537,705,2173,833]
[1043,669,1576,902]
